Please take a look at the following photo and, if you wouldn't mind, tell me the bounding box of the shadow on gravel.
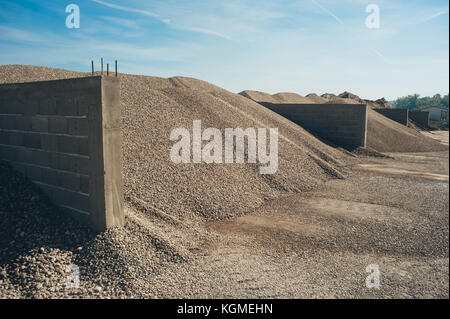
[0,162,97,266]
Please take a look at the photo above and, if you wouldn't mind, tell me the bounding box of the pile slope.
[241,88,448,152]
[239,90,314,104]
[0,65,349,222]
[366,108,447,152]
[305,93,327,104]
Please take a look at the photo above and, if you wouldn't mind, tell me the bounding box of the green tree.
[392,93,449,110]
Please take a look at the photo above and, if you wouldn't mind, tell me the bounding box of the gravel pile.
[366,109,447,152]
[337,92,393,109]
[338,91,366,104]
[272,92,315,104]
[305,93,327,103]
[0,65,352,298]
[0,65,447,298]
[0,65,349,222]
[322,93,357,104]
[240,88,448,153]
[0,161,195,298]
[239,90,315,104]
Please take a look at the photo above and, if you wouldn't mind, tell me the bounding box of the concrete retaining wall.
[261,103,367,149]
[374,108,409,126]
[409,111,430,127]
[0,76,123,231]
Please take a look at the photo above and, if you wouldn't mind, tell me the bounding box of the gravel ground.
[146,152,449,299]
[1,151,447,299]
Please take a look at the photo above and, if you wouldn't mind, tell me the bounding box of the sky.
[0,0,448,100]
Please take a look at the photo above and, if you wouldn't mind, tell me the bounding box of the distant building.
[420,107,448,121]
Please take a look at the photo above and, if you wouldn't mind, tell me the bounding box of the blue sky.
[0,0,448,100]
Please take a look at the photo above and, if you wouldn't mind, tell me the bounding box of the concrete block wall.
[409,111,430,127]
[261,103,368,149]
[374,108,409,126]
[0,76,123,231]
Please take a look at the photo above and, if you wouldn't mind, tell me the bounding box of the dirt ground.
[144,150,449,299]
[421,130,449,146]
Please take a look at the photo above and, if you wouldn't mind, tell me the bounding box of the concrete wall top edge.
[0,76,119,94]
[0,76,103,90]
[262,102,367,108]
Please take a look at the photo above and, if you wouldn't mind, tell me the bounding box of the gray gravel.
[0,65,350,222]
[240,88,448,153]
[0,65,448,299]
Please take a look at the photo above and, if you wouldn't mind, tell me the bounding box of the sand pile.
[241,88,447,153]
[0,65,348,223]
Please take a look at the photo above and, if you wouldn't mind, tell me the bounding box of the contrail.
[311,0,343,24]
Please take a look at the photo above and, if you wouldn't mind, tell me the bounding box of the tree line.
[392,94,449,110]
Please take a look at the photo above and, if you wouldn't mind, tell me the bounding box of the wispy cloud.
[0,25,61,44]
[90,0,160,19]
[311,0,343,24]
[100,16,140,29]
[369,47,449,66]
[179,26,231,40]
[369,48,390,64]
[423,9,449,22]
[0,25,202,66]
[90,0,230,40]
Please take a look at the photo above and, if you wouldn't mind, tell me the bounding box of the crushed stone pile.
[0,161,192,298]
[241,88,447,153]
[337,92,392,109]
[0,65,447,299]
[0,64,353,298]
[0,65,349,222]
[338,91,365,104]
[366,108,447,152]
[305,93,327,104]
[373,98,392,109]
[239,90,315,104]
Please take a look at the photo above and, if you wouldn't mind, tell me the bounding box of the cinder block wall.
[0,76,123,231]
[409,111,430,127]
[261,103,368,149]
[374,108,409,126]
